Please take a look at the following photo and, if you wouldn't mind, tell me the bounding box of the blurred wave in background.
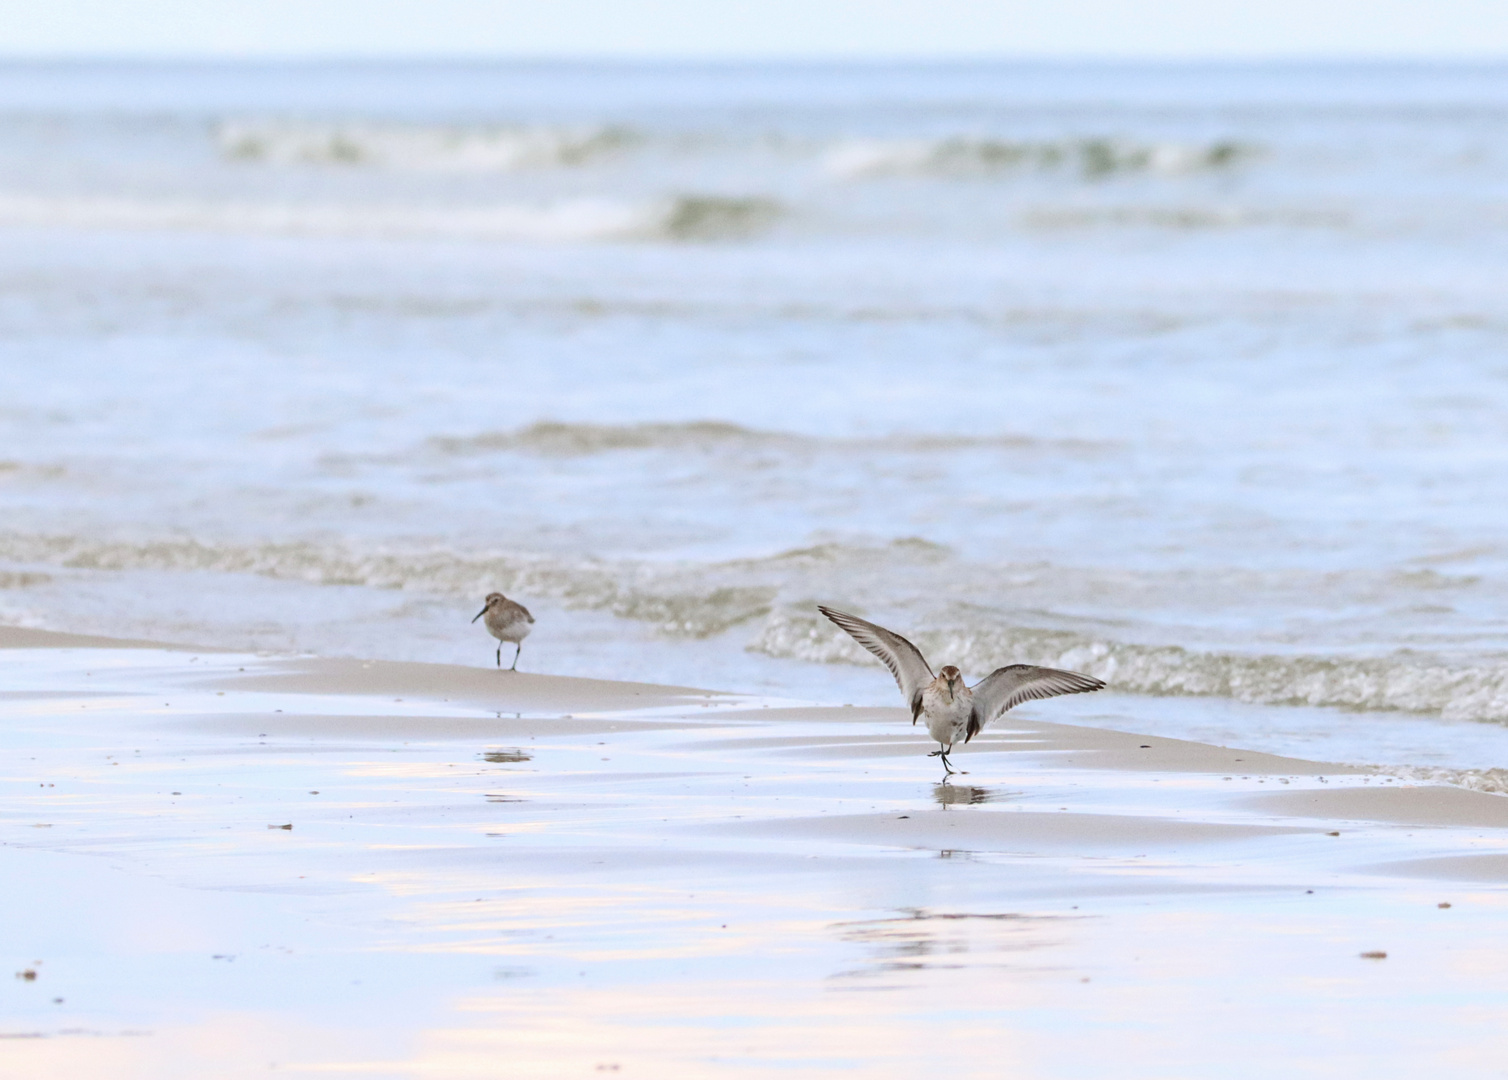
[5,60,1508,766]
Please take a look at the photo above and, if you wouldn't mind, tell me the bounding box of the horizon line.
[2,51,1507,65]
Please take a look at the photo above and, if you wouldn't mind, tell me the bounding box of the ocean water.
[5,59,1508,770]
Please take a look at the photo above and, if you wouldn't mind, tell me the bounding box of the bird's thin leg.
[495,644,501,668]
[928,744,956,773]
[510,643,522,672]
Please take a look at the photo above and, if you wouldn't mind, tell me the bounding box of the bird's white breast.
[920,683,972,746]
[485,608,532,643]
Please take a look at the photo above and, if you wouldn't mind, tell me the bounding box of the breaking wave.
[1379,765,1508,795]
[212,122,1253,186]
[0,193,779,243]
[0,533,775,640]
[748,608,1508,725]
[823,136,1250,180]
[1020,205,1350,230]
[427,420,1105,457]
[431,421,787,456]
[218,120,639,171]
[6,530,1508,723]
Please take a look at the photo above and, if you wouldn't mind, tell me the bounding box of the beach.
[6,57,1508,1075]
[6,625,1508,1077]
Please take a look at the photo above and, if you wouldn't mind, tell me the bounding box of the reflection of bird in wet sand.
[819,606,1104,775]
[933,783,995,807]
[472,592,535,670]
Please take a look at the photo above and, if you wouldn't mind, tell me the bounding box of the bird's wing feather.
[818,606,934,719]
[966,665,1104,741]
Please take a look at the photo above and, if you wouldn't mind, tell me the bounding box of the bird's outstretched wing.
[818,606,935,723]
[966,665,1104,742]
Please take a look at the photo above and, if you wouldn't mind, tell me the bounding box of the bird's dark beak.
[471,606,487,623]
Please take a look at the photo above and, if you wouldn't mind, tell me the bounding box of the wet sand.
[4,627,1508,1077]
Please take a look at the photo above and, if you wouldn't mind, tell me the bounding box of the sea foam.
[823,136,1250,180]
[7,529,1508,724]
[0,193,779,242]
[217,120,638,171]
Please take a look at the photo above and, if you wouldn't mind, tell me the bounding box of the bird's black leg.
[510,643,522,672]
[940,744,955,775]
[495,644,501,668]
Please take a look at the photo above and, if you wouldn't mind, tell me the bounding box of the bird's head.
[472,592,505,623]
[937,665,964,699]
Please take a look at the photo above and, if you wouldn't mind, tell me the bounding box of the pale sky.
[3,0,1507,59]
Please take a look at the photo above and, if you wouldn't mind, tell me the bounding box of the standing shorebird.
[472,592,535,671]
[819,606,1105,775]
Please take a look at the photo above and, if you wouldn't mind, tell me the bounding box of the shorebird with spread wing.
[819,606,1105,775]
